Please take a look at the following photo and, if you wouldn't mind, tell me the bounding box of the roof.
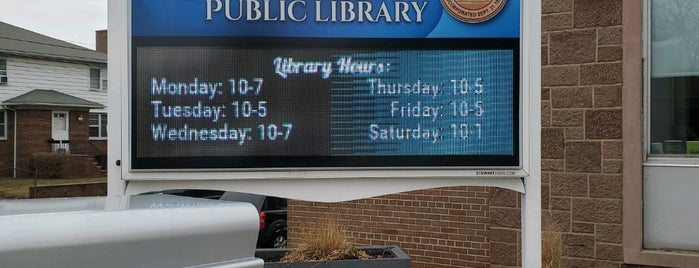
[0,21,106,64]
[3,89,104,109]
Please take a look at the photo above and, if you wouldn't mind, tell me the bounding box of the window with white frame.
[89,113,107,139]
[644,0,699,252]
[648,0,699,155]
[0,110,6,139]
[90,68,106,90]
[0,59,7,84]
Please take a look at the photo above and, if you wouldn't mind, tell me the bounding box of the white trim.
[642,0,699,254]
[521,0,542,267]
[643,0,651,162]
[108,0,127,196]
[89,67,101,90]
[0,110,7,140]
[51,111,69,140]
[116,5,530,182]
[51,111,70,153]
[0,58,7,85]
[125,177,525,202]
[101,78,108,91]
[643,0,699,164]
[89,113,108,139]
[2,103,101,108]
[89,67,108,92]
[12,107,16,177]
[644,158,699,167]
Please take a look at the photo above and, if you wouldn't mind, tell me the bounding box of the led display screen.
[130,0,521,169]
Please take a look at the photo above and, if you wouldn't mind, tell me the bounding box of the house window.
[89,113,107,139]
[644,0,699,252]
[0,59,7,84]
[90,68,105,90]
[0,110,6,139]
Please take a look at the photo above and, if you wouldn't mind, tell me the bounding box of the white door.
[52,111,69,141]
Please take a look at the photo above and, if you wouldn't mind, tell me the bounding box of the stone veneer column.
[489,0,625,267]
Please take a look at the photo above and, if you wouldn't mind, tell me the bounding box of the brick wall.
[16,110,53,177]
[288,0,627,267]
[0,110,15,177]
[289,187,491,268]
[10,109,103,178]
[69,111,90,142]
[91,140,107,154]
[29,182,107,198]
[68,110,105,155]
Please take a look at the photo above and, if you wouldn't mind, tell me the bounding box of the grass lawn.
[0,178,106,199]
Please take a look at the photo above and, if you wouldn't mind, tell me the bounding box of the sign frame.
[114,0,531,184]
[107,0,540,264]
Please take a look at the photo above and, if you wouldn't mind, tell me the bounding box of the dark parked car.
[143,189,287,248]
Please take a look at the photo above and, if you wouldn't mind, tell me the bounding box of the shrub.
[33,152,68,179]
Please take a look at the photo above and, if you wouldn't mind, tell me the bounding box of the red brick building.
[0,22,108,178]
[287,1,699,267]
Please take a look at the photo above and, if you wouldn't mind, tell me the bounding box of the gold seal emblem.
[441,0,508,23]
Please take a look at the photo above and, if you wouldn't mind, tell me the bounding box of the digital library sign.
[131,0,521,170]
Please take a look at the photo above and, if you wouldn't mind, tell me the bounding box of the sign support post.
[521,0,542,266]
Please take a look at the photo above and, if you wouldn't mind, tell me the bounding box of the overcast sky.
[0,0,107,50]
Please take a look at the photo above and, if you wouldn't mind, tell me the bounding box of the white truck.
[0,194,264,268]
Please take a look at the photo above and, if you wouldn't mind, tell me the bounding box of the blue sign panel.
[131,0,520,169]
[132,0,520,38]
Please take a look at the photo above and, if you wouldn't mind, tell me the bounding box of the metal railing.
[47,139,107,170]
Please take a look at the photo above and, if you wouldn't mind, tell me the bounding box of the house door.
[52,111,69,141]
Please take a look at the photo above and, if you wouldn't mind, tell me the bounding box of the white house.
[0,21,108,178]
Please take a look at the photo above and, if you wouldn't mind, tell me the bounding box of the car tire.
[271,228,287,248]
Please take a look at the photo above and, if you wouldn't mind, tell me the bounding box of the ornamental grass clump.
[542,213,563,268]
[281,219,370,262]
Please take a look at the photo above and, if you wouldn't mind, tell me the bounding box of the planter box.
[255,245,410,268]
